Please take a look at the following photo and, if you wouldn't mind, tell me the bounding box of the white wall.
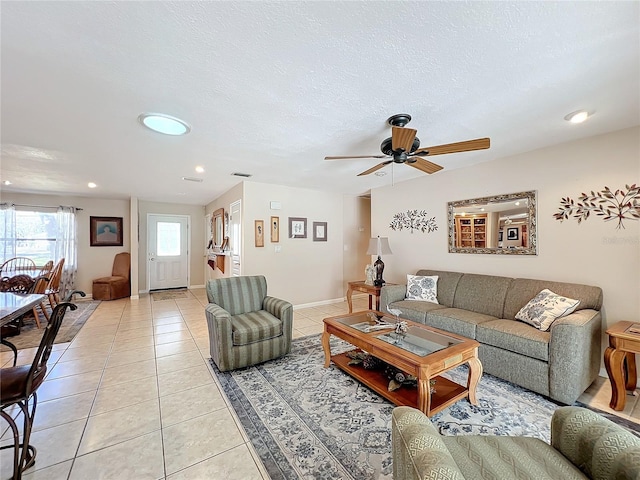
[0,192,130,295]
[371,126,640,363]
[137,201,205,292]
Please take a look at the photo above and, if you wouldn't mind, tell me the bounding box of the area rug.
[151,289,188,301]
[0,300,100,351]
[212,334,640,480]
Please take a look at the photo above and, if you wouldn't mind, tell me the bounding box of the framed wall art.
[271,216,279,242]
[255,220,264,247]
[288,217,307,239]
[90,216,123,247]
[313,221,327,241]
[506,227,519,241]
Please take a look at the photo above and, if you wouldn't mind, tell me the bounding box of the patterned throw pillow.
[515,289,580,331]
[405,275,439,304]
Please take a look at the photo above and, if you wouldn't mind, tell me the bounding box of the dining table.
[0,292,47,327]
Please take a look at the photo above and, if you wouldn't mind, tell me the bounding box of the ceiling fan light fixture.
[138,113,191,135]
[374,171,387,177]
[564,110,591,124]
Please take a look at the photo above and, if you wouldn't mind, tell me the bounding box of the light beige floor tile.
[92,375,159,416]
[23,460,73,479]
[70,430,164,480]
[296,324,324,336]
[152,315,184,326]
[156,350,206,375]
[60,342,112,362]
[157,364,213,397]
[114,325,154,340]
[46,355,107,380]
[162,410,244,475]
[0,420,85,477]
[75,324,119,336]
[155,339,198,357]
[111,335,155,353]
[152,310,182,319]
[292,316,320,329]
[117,319,153,331]
[100,358,157,388]
[105,345,156,368]
[78,399,161,455]
[166,444,263,480]
[154,322,188,335]
[37,370,103,402]
[155,330,193,345]
[160,383,226,427]
[31,391,95,433]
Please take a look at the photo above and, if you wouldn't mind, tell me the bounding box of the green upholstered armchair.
[205,275,293,372]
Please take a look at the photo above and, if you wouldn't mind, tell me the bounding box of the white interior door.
[229,200,241,277]
[148,214,189,290]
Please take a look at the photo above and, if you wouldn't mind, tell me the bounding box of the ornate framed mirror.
[447,191,537,255]
[212,208,225,248]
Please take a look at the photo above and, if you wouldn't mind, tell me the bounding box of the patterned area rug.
[151,289,188,301]
[212,335,640,480]
[0,300,100,350]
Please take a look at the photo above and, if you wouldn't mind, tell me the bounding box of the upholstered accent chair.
[92,252,131,301]
[205,275,293,371]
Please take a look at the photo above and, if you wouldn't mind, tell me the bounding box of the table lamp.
[366,236,392,287]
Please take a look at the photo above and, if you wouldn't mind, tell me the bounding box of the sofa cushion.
[425,308,497,339]
[515,289,580,331]
[452,273,513,318]
[504,278,602,320]
[442,436,588,480]
[406,275,439,303]
[415,270,464,307]
[231,310,282,346]
[388,300,447,323]
[477,319,550,361]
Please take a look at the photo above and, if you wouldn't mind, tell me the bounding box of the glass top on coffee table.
[335,311,462,357]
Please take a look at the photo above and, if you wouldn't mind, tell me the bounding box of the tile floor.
[0,290,638,479]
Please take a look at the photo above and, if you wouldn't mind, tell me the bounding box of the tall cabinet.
[455,214,487,248]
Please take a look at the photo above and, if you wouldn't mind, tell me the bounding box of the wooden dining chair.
[45,258,65,309]
[30,276,51,328]
[37,260,53,278]
[0,258,37,277]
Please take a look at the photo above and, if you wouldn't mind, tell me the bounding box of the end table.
[604,321,640,411]
[346,281,393,313]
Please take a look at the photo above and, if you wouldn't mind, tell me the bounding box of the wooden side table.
[604,321,639,411]
[346,281,391,313]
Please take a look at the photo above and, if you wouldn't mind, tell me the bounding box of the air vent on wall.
[182,176,203,182]
[232,172,252,178]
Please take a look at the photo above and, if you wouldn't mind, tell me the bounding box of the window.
[1,209,59,265]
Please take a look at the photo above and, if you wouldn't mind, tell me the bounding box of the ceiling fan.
[324,114,490,176]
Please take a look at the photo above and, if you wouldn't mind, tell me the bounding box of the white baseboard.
[189,284,205,290]
[294,297,348,310]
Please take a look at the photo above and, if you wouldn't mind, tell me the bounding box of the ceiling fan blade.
[413,137,490,156]
[324,155,388,160]
[391,127,417,152]
[407,157,443,174]
[357,161,393,176]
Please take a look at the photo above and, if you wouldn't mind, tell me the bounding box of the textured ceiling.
[1,1,639,205]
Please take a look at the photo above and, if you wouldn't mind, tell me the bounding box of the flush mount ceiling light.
[195,166,205,173]
[88,182,97,188]
[564,110,592,124]
[138,113,191,135]
[2,180,11,186]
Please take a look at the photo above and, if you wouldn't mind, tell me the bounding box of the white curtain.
[56,206,78,296]
[0,203,16,263]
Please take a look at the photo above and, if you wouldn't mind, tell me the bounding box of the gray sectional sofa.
[381,269,603,404]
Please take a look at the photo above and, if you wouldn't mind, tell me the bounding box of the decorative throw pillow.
[405,275,439,304]
[515,289,580,331]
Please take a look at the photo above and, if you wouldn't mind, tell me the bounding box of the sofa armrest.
[548,309,602,404]
[263,296,293,332]
[380,285,407,313]
[551,406,640,480]
[392,406,464,480]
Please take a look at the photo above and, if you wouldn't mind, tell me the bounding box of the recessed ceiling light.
[88,182,97,188]
[2,180,11,186]
[138,113,191,135]
[195,166,205,173]
[564,110,591,124]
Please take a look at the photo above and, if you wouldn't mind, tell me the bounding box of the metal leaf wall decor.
[389,210,438,233]
[553,184,640,229]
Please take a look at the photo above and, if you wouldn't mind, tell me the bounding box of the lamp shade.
[366,236,392,256]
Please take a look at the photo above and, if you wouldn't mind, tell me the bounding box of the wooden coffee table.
[322,311,482,417]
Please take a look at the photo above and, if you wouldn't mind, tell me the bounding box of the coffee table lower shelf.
[331,351,468,416]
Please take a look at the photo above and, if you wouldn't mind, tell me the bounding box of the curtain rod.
[1,202,83,211]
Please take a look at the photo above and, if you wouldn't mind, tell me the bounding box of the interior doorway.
[147,214,189,291]
[229,200,241,276]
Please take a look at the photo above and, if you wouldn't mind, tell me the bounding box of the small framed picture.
[90,216,123,247]
[313,221,327,241]
[255,220,264,247]
[271,216,279,243]
[288,217,307,239]
[506,227,519,240]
